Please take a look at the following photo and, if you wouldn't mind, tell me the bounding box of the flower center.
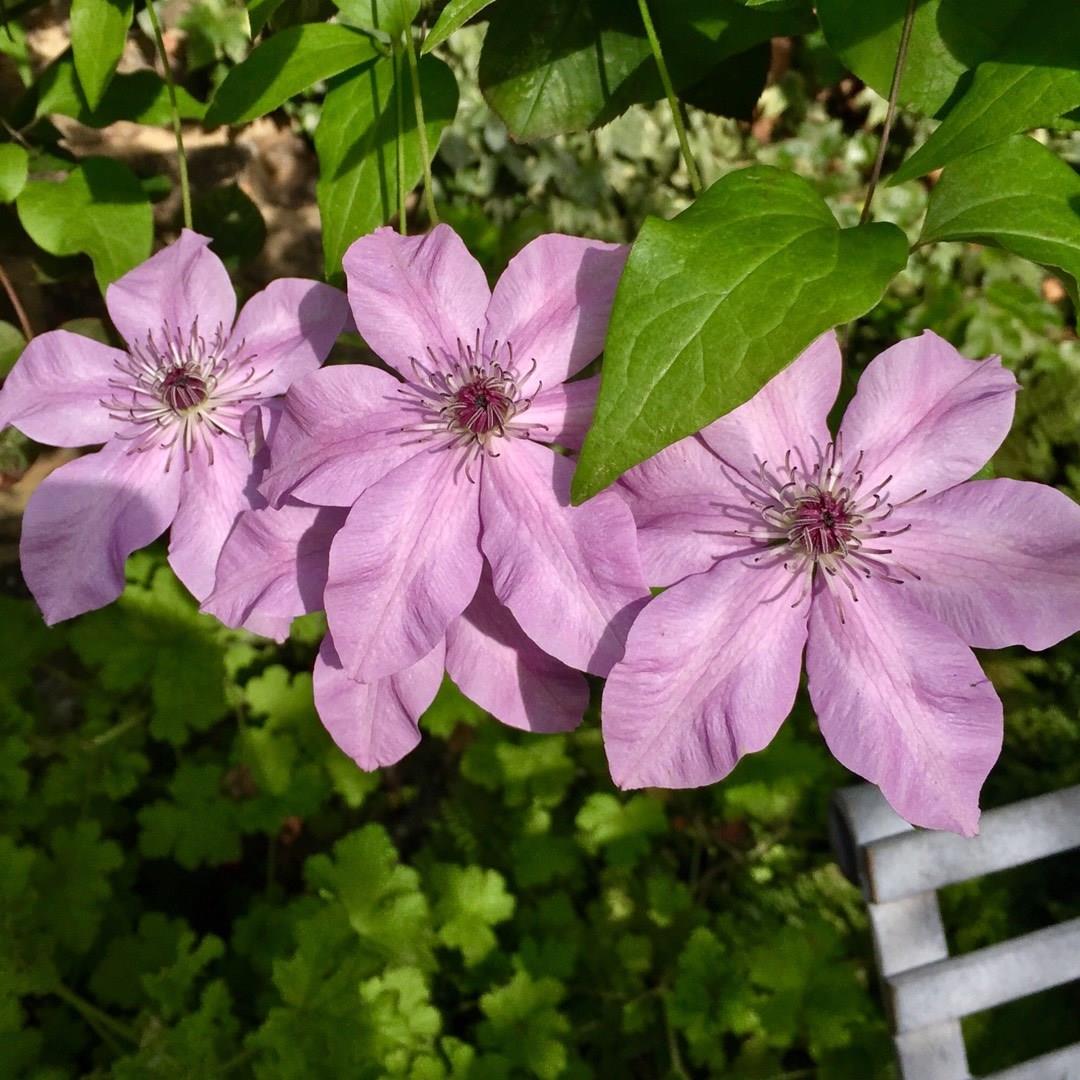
[103,319,269,469]
[395,334,545,475]
[722,439,924,608]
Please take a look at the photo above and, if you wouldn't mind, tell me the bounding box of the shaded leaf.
[423,0,497,53]
[70,0,134,109]
[0,142,28,202]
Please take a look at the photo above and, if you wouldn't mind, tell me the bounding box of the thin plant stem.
[0,260,33,340]
[636,0,703,196]
[859,0,917,225]
[85,713,143,750]
[53,983,138,1046]
[394,42,407,235]
[144,0,193,230]
[404,27,439,225]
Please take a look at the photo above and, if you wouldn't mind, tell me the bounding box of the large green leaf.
[816,0,1024,117]
[333,0,419,37]
[571,167,909,502]
[422,0,497,53]
[920,135,1080,305]
[16,157,153,291]
[478,0,811,141]
[31,55,206,127]
[70,0,134,110]
[315,53,458,280]
[892,2,1080,183]
[246,0,288,35]
[205,23,377,126]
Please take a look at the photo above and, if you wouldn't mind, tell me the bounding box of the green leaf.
[479,0,811,141]
[478,971,569,1080]
[315,53,458,279]
[0,142,28,202]
[893,59,1080,183]
[247,0,287,35]
[192,182,266,260]
[0,322,26,378]
[571,166,909,501]
[920,135,1080,306]
[422,0,496,53]
[431,865,515,966]
[31,54,206,127]
[333,0,419,37]
[70,0,134,109]
[575,793,666,867]
[15,157,152,291]
[816,0,1024,117]
[205,22,377,125]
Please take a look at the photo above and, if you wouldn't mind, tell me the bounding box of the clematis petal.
[444,570,588,733]
[806,577,1003,837]
[225,279,350,397]
[342,225,491,378]
[314,634,445,770]
[838,330,1018,503]
[202,501,348,642]
[603,556,809,789]
[887,479,1080,651]
[522,375,599,450]
[105,230,235,350]
[0,330,126,446]
[325,448,483,682]
[483,234,628,389]
[479,438,648,676]
[169,432,259,601]
[619,433,745,587]
[20,441,181,624]
[699,332,842,480]
[259,365,423,508]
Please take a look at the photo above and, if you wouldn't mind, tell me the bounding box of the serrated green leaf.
[0,143,28,202]
[920,135,1080,307]
[478,971,568,1080]
[315,53,458,279]
[575,793,666,867]
[431,865,514,966]
[480,0,811,141]
[205,22,377,125]
[572,166,909,501]
[16,156,152,291]
[70,0,134,109]
[422,0,496,53]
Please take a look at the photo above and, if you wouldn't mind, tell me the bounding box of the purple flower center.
[102,319,268,469]
[723,439,924,607]
[396,335,545,472]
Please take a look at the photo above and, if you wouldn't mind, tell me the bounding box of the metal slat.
[865,786,1080,904]
[888,917,1080,1032]
[894,1021,970,1080]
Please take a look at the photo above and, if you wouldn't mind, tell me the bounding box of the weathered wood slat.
[865,787,1080,904]
[985,1042,1080,1080]
[894,1021,970,1080]
[888,917,1080,1032]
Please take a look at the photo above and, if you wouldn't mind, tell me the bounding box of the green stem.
[636,0,702,196]
[394,42,407,235]
[144,0,193,230]
[404,28,439,225]
[86,713,143,749]
[53,983,138,1046]
[859,0,917,224]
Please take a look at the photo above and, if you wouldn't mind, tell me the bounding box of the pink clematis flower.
[0,230,349,623]
[261,224,648,685]
[604,331,1080,835]
[204,498,589,767]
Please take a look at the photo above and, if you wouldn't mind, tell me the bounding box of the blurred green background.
[2,15,1080,1080]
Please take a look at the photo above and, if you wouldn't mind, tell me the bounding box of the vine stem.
[636,0,703,197]
[404,28,439,225]
[0,260,33,340]
[859,0,917,225]
[394,42,407,235]
[53,983,138,1046]
[144,0,193,230]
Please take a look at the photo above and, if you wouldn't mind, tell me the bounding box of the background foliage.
[2,0,1080,1076]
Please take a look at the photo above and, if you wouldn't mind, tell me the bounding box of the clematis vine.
[0,230,349,623]
[260,225,649,692]
[605,331,1080,835]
